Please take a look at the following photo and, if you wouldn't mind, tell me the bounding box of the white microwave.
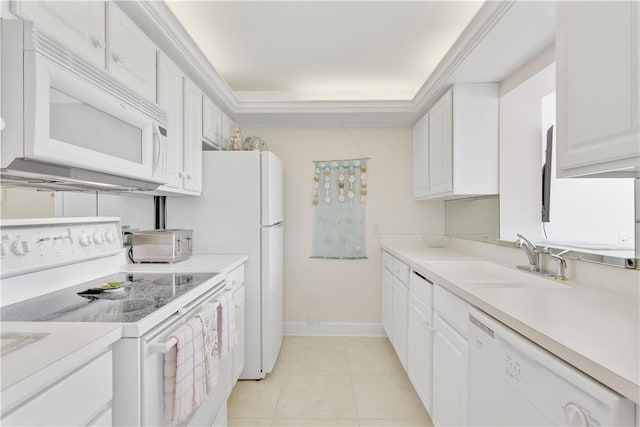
[1,20,168,191]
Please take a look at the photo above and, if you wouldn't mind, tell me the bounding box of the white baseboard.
[284,322,385,337]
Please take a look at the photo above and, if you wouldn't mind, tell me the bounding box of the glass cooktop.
[1,272,219,324]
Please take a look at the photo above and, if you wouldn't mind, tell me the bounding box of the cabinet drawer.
[382,251,394,271]
[4,351,112,426]
[394,258,410,284]
[434,285,469,337]
[409,270,433,308]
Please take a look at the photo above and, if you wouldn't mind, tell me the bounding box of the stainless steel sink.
[425,260,571,289]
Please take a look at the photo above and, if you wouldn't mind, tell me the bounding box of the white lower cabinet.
[2,350,113,426]
[407,271,434,414]
[391,276,409,371]
[432,314,468,427]
[408,294,433,413]
[381,250,410,369]
[381,266,393,337]
[432,285,470,427]
[232,284,246,385]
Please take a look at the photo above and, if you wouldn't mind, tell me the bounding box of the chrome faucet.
[515,233,540,272]
[548,251,568,280]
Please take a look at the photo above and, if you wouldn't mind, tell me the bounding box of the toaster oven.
[131,229,192,263]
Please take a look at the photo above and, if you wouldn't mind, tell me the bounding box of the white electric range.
[0,217,233,426]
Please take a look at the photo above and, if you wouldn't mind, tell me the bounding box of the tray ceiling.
[165,1,484,102]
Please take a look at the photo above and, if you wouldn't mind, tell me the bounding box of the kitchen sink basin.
[425,260,570,289]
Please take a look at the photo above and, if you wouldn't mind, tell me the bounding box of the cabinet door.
[109,3,157,102]
[432,314,468,427]
[220,112,236,150]
[12,1,106,68]
[382,266,393,338]
[156,52,183,189]
[203,96,222,147]
[556,1,640,177]
[412,112,430,199]
[232,285,246,384]
[391,277,408,371]
[429,90,453,195]
[3,351,112,426]
[182,78,203,193]
[408,295,433,413]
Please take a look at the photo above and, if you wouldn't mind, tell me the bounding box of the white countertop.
[381,241,640,405]
[120,254,248,274]
[1,322,122,412]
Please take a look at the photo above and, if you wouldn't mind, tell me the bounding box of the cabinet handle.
[91,36,105,49]
[178,171,184,178]
[112,52,124,64]
[186,174,192,180]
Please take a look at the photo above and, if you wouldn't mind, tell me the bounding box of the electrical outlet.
[619,232,632,244]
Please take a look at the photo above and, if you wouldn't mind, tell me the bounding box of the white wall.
[243,127,444,325]
[499,63,555,242]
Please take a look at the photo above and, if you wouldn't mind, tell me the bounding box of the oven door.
[139,284,232,427]
[24,51,167,183]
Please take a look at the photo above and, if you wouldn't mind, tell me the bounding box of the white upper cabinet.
[108,3,157,102]
[428,91,454,196]
[156,51,183,190]
[220,112,237,150]
[202,95,223,149]
[11,1,106,68]
[182,78,203,193]
[556,1,640,178]
[412,112,429,200]
[421,84,498,200]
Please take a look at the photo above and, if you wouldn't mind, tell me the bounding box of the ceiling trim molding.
[411,1,516,117]
[118,0,240,113]
[123,0,517,127]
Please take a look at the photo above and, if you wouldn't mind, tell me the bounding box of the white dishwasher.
[468,307,635,426]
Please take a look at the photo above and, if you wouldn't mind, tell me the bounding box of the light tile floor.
[228,336,434,427]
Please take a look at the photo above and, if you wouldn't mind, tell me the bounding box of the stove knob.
[93,231,105,245]
[105,229,117,243]
[564,403,588,427]
[79,232,92,247]
[11,239,31,256]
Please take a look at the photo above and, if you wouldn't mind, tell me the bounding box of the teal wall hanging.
[311,158,368,259]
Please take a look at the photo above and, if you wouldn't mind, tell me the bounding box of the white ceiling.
[165,1,484,102]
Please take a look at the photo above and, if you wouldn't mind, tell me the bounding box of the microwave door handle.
[152,124,161,170]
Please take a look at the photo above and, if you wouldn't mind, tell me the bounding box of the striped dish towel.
[164,318,207,424]
[195,302,220,394]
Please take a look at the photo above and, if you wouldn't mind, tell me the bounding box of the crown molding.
[411,1,516,118]
[123,0,518,127]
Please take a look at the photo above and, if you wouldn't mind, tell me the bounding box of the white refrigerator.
[166,150,283,379]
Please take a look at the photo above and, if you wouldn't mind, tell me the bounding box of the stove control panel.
[0,217,122,278]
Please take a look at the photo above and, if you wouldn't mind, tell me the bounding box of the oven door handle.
[147,300,222,354]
